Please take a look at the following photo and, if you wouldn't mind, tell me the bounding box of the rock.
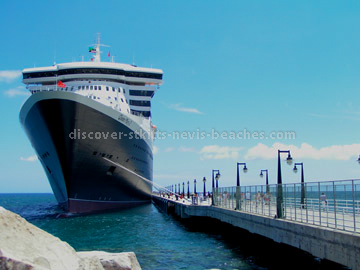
[78,251,141,270]
[0,207,141,270]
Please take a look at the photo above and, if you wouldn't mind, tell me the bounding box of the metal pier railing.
[213,179,360,233]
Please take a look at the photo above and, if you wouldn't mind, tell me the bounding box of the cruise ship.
[19,36,163,213]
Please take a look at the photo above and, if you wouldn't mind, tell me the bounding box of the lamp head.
[286,153,293,165]
[215,172,221,181]
[194,179,196,183]
[203,177,206,183]
[243,166,248,173]
[293,165,298,173]
[260,171,263,177]
[357,155,360,164]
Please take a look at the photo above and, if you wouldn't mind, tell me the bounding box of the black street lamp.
[187,181,190,198]
[277,150,293,218]
[236,162,248,187]
[293,162,305,208]
[357,155,360,164]
[260,169,269,193]
[182,182,185,196]
[203,177,206,197]
[212,169,221,189]
[211,170,220,206]
[194,179,197,194]
[178,183,180,195]
[175,184,177,194]
[236,162,248,210]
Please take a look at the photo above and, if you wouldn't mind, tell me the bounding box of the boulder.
[0,207,141,270]
[78,251,141,270]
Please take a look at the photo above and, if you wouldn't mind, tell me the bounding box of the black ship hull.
[20,92,153,213]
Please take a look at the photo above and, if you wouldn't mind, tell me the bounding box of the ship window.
[118,88,121,93]
[97,97,100,99]
[112,87,115,92]
[94,86,97,90]
[86,86,89,90]
[99,86,102,90]
[78,86,81,90]
[126,100,128,104]
[82,86,85,90]
[90,86,93,90]
[130,100,150,107]
[131,109,151,117]
[93,96,96,99]
[124,89,126,94]
[115,97,117,101]
[106,86,109,91]
[107,166,116,176]
[129,90,154,96]
[121,98,124,103]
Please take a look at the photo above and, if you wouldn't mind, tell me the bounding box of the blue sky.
[1,0,360,193]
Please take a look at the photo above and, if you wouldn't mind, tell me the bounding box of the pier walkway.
[152,179,360,269]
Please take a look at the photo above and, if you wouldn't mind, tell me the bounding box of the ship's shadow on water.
[168,213,350,270]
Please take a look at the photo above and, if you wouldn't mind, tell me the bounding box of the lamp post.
[212,170,221,188]
[175,184,177,194]
[293,162,305,208]
[203,177,206,198]
[236,162,248,210]
[212,170,221,206]
[178,183,180,195]
[260,169,269,193]
[236,163,248,186]
[182,182,185,196]
[277,150,293,218]
[187,181,190,198]
[357,155,360,164]
[194,179,197,195]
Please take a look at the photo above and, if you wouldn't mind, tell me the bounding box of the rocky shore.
[0,207,141,270]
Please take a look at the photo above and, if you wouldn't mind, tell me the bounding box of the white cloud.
[245,142,360,161]
[169,103,203,115]
[0,70,22,83]
[164,147,176,152]
[4,86,30,98]
[178,146,197,153]
[20,155,38,162]
[200,145,243,160]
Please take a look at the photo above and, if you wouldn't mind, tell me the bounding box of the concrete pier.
[152,195,360,269]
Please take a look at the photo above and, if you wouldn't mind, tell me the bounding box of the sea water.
[0,193,348,270]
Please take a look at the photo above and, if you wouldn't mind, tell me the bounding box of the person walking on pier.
[320,192,327,211]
